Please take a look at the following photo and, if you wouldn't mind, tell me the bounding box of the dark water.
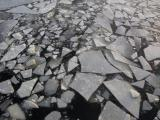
[30,93,101,120]
[140,108,158,120]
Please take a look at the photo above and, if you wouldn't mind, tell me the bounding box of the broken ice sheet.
[58,64,65,75]
[132,80,145,89]
[146,93,159,103]
[0,11,13,20]
[0,80,14,94]
[15,64,25,70]
[154,88,160,96]
[57,98,67,108]
[10,76,19,85]
[22,100,39,110]
[0,99,12,112]
[0,20,18,42]
[17,56,29,64]
[144,45,160,61]
[0,42,8,50]
[133,37,141,51]
[23,28,33,35]
[126,28,150,37]
[106,36,134,58]
[7,104,26,120]
[38,97,51,108]
[123,6,136,16]
[78,50,120,75]
[102,5,114,20]
[45,69,52,75]
[115,26,126,35]
[67,56,79,72]
[61,47,72,57]
[44,78,59,96]
[145,74,160,88]
[129,65,151,81]
[12,32,23,40]
[48,58,62,69]
[142,100,152,111]
[98,101,127,120]
[92,34,108,47]
[45,111,61,120]
[7,5,37,14]
[111,50,138,67]
[26,58,37,68]
[115,20,123,27]
[59,0,73,5]
[115,10,124,18]
[61,90,75,104]
[1,44,26,62]
[104,49,133,78]
[38,0,57,14]
[27,45,37,55]
[70,73,105,101]
[94,13,113,33]
[138,56,152,71]
[107,0,126,4]
[17,78,37,98]
[33,0,49,8]
[61,74,73,90]
[32,82,44,94]
[20,69,32,78]
[104,79,141,118]
[33,62,46,75]
[0,0,41,10]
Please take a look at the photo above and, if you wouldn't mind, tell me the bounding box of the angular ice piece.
[70,73,104,100]
[45,111,61,120]
[0,0,41,10]
[144,45,160,61]
[130,65,151,81]
[78,50,120,75]
[1,44,26,62]
[7,104,26,120]
[17,78,37,98]
[104,79,141,118]
[98,101,127,120]
[0,80,14,94]
[126,28,149,37]
[7,5,37,14]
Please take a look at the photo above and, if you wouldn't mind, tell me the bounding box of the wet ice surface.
[0,0,160,120]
